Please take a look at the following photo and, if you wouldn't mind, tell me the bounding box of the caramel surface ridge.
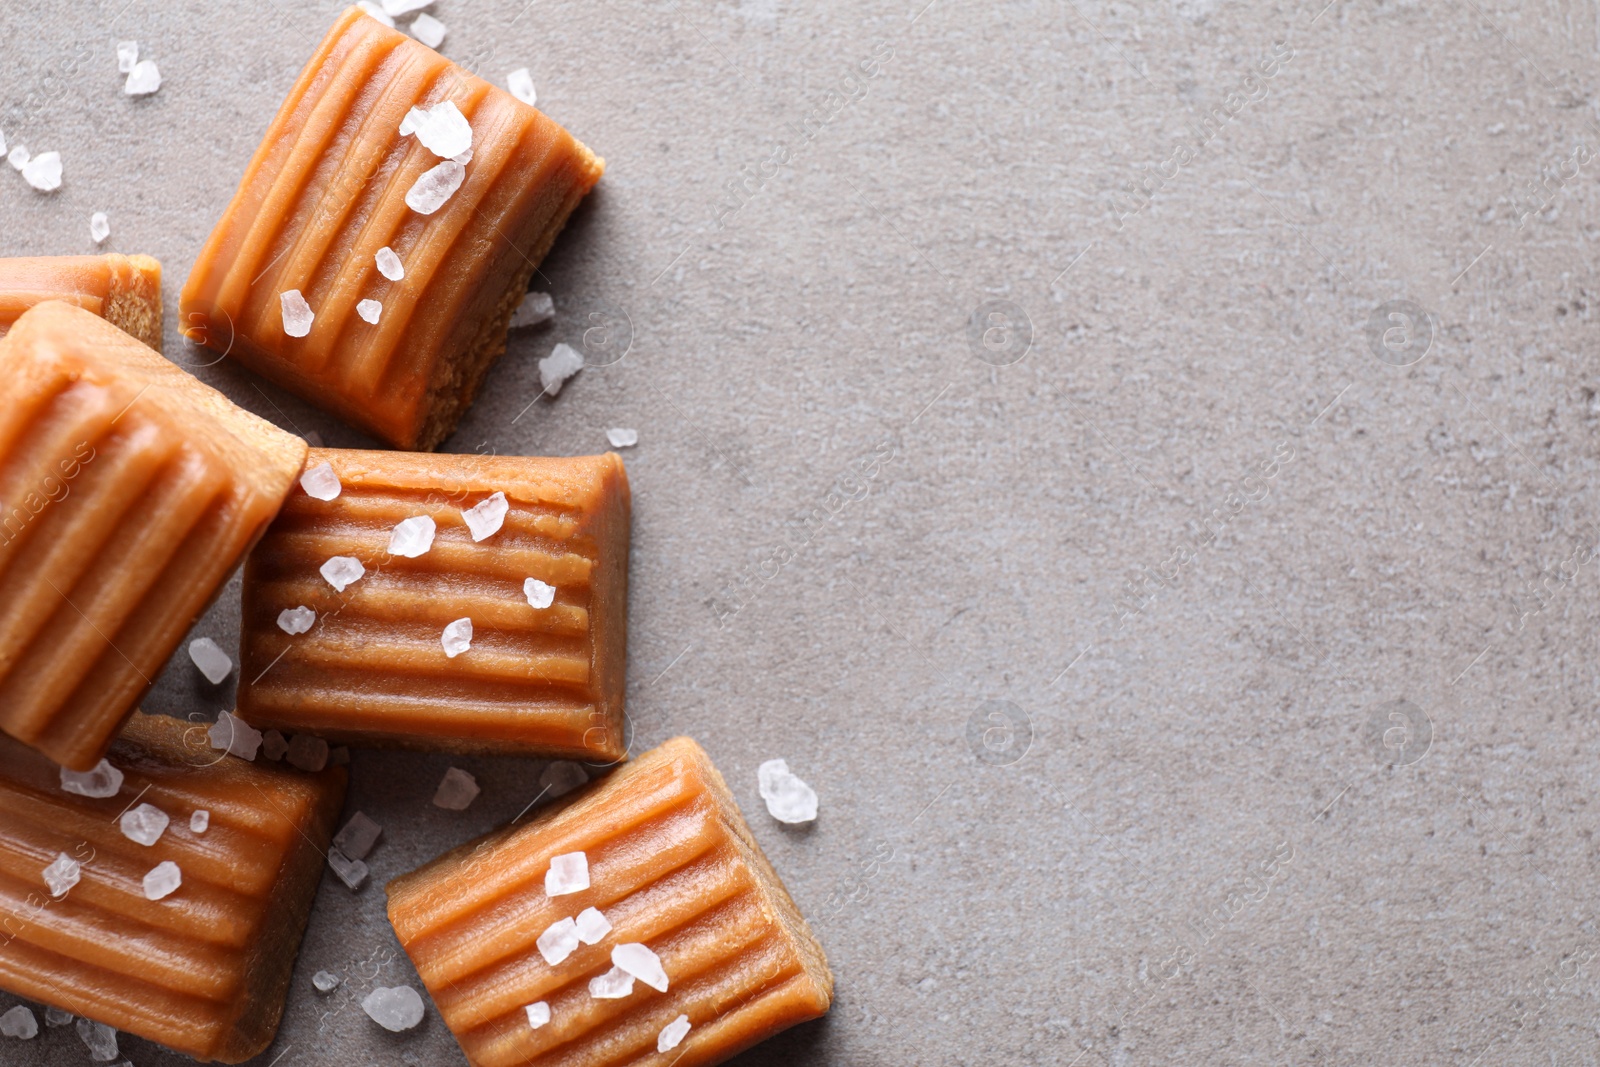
[0,254,163,350]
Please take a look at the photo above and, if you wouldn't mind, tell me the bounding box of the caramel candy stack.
[181,7,605,449]
[0,711,346,1062]
[0,254,162,349]
[388,737,833,1067]
[237,449,629,760]
[0,302,308,770]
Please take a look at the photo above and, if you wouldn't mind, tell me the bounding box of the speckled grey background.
[4,0,1600,1063]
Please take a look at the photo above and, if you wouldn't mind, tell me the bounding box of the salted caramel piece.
[237,448,629,761]
[180,7,605,449]
[0,302,308,770]
[387,737,832,1067]
[0,254,162,350]
[0,710,346,1063]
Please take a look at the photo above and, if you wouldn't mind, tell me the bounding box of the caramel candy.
[0,302,308,770]
[0,254,162,350]
[0,710,346,1062]
[387,737,832,1067]
[236,448,629,760]
[180,7,605,449]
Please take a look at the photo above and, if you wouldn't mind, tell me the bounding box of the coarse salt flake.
[524,577,556,609]
[7,146,28,171]
[43,1007,71,1028]
[328,847,369,889]
[400,100,470,157]
[190,809,210,833]
[389,514,436,557]
[75,1018,117,1062]
[539,342,584,396]
[409,13,447,47]
[281,289,314,337]
[508,290,554,329]
[356,0,395,26]
[537,917,580,965]
[357,298,382,324]
[589,966,634,999]
[90,211,110,243]
[462,492,508,541]
[405,160,465,214]
[188,637,232,683]
[658,1014,691,1052]
[524,1001,550,1029]
[208,711,263,760]
[120,802,170,846]
[375,246,405,280]
[432,766,479,810]
[612,942,669,992]
[362,985,424,1031]
[124,60,161,96]
[143,860,181,901]
[313,970,342,992]
[116,41,138,73]
[43,853,80,898]
[333,811,382,860]
[0,1005,38,1040]
[441,617,472,658]
[60,759,123,798]
[575,906,611,945]
[545,851,589,896]
[507,68,537,106]
[540,760,586,797]
[22,152,62,192]
[606,427,638,448]
[320,555,365,592]
[758,758,819,824]
[300,461,341,500]
[278,605,316,634]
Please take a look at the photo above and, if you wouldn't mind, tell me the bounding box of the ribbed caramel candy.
[0,302,308,770]
[237,448,629,760]
[0,710,346,1062]
[0,254,162,350]
[180,7,605,449]
[388,737,832,1067]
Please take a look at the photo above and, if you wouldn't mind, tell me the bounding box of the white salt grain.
[658,1014,691,1053]
[361,985,424,1031]
[441,617,472,658]
[375,246,405,280]
[409,13,447,47]
[612,943,669,992]
[116,41,138,74]
[507,68,537,106]
[0,1005,38,1040]
[401,101,471,158]
[280,289,314,337]
[43,1007,72,1027]
[432,766,479,810]
[60,759,123,798]
[188,637,233,683]
[588,966,634,999]
[524,578,556,610]
[574,906,611,945]
[461,492,507,541]
[382,0,434,15]
[313,970,342,993]
[539,760,586,797]
[209,711,263,761]
[120,802,170,846]
[357,298,382,324]
[328,847,369,890]
[758,758,819,824]
[333,811,382,860]
[536,917,580,965]
[539,342,584,396]
[320,555,365,592]
[22,152,62,192]
[605,428,638,448]
[142,860,181,901]
[508,290,554,328]
[287,734,330,772]
[355,0,395,26]
[524,1001,550,1029]
[300,460,341,500]
[75,1018,117,1062]
[545,851,589,897]
[190,809,210,833]
[90,211,110,243]
[452,146,473,165]
[278,605,316,635]
[43,853,80,898]
[262,730,288,761]
[389,515,436,557]
[124,60,161,96]
[7,146,28,171]
[405,160,465,214]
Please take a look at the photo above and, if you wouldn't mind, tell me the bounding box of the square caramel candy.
[0,254,162,350]
[387,736,833,1067]
[0,710,347,1062]
[0,302,308,771]
[236,448,629,761]
[180,7,605,450]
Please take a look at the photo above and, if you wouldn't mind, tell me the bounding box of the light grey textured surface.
[4,0,1600,1064]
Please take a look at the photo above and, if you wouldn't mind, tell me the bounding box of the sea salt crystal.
[190,809,210,833]
[507,68,537,106]
[287,734,330,772]
[606,428,638,448]
[375,246,405,280]
[524,578,556,609]
[389,515,436,557]
[536,917,579,965]
[462,492,507,541]
[43,853,80,898]
[357,298,382,324]
[397,101,470,161]
[188,637,233,683]
[508,290,554,328]
[432,766,479,810]
[320,555,365,592]
[327,847,369,890]
[90,211,110,243]
[588,966,634,999]
[281,289,314,337]
[540,760,586,797]
[539,342,584,396]
[758,758,818,824]
[452,146,473,165]
[262,730,288,761]
[361,985,424,1031]
[119,802,169,846]
[658,1014,690,1053]
[441,617,472,658]
[613,943,669,992]
[0,1004,38,1039]
[409,13,447,47]
[143,860,181,901]
[208,711,263,760]
[300,460,341,500]
[60,759,123,798]
[44,1007,72,1027]
[382,0,434,15]
[75,1018,117,1062]
[545,851,589,896]
[355,0,395,26]
[7,146,28,170]
[333,811,382,860]
[405,160,465,214]
[574,906,611,945]
[22,152,62,192]
[524,1001,550,1029]
[313,970,341,993]
[124,60,161,96]
[116,41,138,73]
[278,605,316,635]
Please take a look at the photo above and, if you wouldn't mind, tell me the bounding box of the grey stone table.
[3,0,1599,1063]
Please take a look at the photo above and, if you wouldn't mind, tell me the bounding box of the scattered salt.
[545,851,589,896]
[43,853,80,898]
[405,160,466,215]
[44,1007,72,1027]
[382,0,434,15]
[588,966,634,999]
[452,146,472,165]
[119,802,170,846]
[508,290,554,328]
[287,734,329,772]
[409,13,447,47]
[0,1004,38,1039]
[320,555,365,592]
[262,729,289,761]
[280,289,314,337]
[60,759,123,798]
[188,637,233,683]
[400,100,472,159]
[432,766,479,810]
[540,760,586,797]
[7,146,28,171]
[361,985,424,1032]
[300,460,341,500]
[524,1001,550,1029]
[190,809,210,833]
[375,246,405,280]
[574,906,611,945]
[613,943,669,992]
[507,68,537,107]
[75,1018,117,1062]
[536,917,579,965]
[313,970,342,993]
[355,0,395,25]
[441,617,472,658]
[658,1014,690,1053]
[462,492,507,541]
[333,811,382,860]
[327,847,369,890]
[124,60,161,96]
[539,342,584,396]
[116,41,138,74]
[388,515,436,557]
[90,211,110,243]
[208,711,263,761]
[143,860,181,901]
[278,605,316,635]
[758,758,818,824]
[605,428,638,448]
[22,152,62,192]
[357,298,382,324]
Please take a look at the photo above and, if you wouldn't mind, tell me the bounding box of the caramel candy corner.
[237,448,629,760]
[0,710,347,1062]
[179,6,605,450]
[0,254,163,351]
[386,736,833,1067]
[0,302,308,770]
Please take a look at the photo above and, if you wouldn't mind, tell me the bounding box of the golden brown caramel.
[0,710,346,1062]
[387,737,832,1067]
[237,448,629,761]
[0,254,162,350]
[180,7,605,449]
[0,302,308,770]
